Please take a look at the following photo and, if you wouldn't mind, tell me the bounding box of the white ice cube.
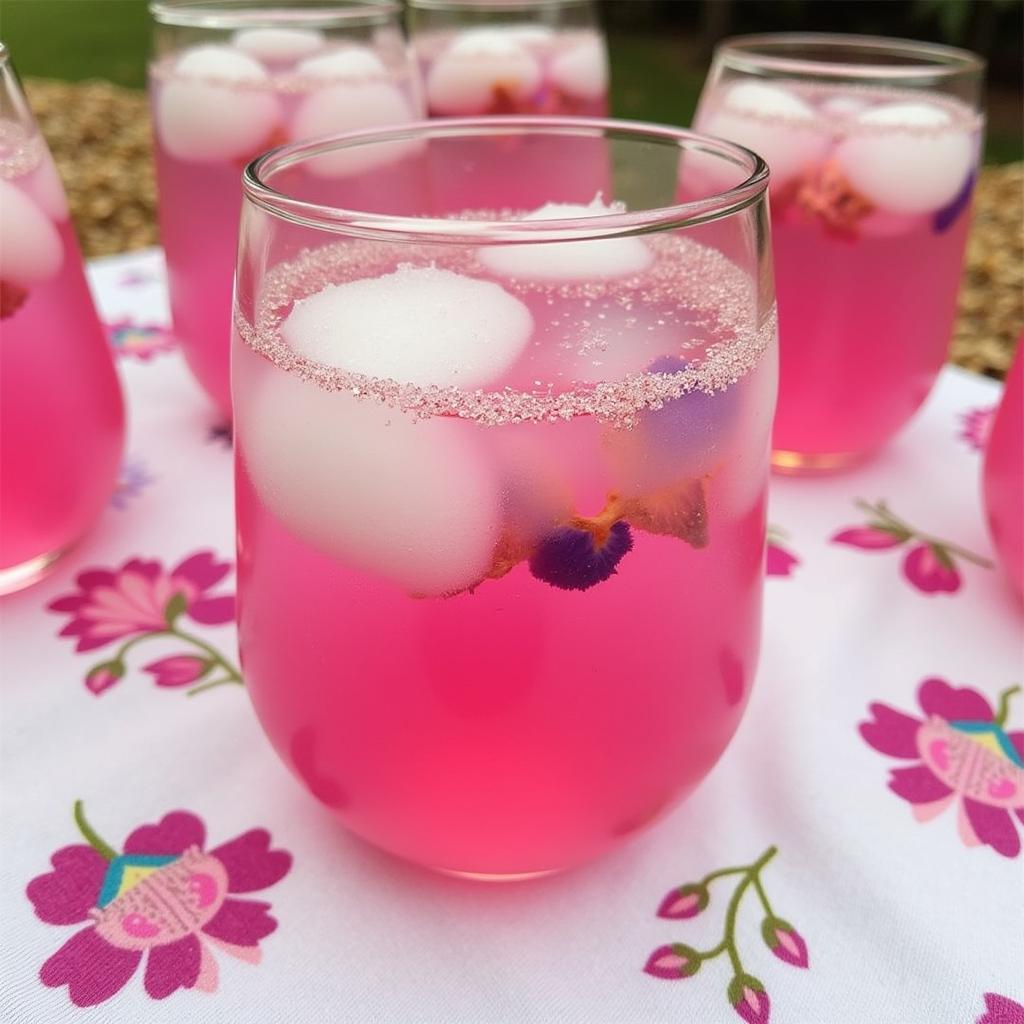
[501,25,556,48]
[550,37,608,100]
[281,266,533,388]
[819,94,869,118]
[723,80,816,119]
[157,46,280,162]
[297,47,388,79]
[426,31,541,114]
[290,81,417,176]
[232,27,325,63]
[24,155,69,222]
[834,102,974,214]
[237,361,501,596]
[480,197,652,281]
[0,179,64,286]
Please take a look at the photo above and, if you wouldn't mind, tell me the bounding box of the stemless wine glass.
[233,117,776,877]
[0,44,125,594]
[148,0,423,415]
[408,0,608,117]
[983,341,1023,599]
[695,34,984,472]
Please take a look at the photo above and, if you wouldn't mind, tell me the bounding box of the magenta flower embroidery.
[27,802,291,1006]
[959,406,995,452]
[978,992,1024,1023]
[766,526,799,578]
[645,847,806,1023]
[832,499,992,596]
[106,318,175,361]
[860,679,1024,858]
[48,552,241,697]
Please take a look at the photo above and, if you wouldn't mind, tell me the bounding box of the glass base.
[0,544,71,596]
[436,867,562,883]
[771,448,869,476]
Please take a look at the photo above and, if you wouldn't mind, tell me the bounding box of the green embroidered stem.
[186,676,244,697]
[994,685,1022,728]
[166,626,243,684]
[73,800,117,861]
[700,865,747,887]
[856,499,993,568]
[721,846,777,977]
[751,872,775,918]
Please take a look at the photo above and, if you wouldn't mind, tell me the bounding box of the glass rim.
[716,32,985,81]
[243,116,769,244]
[406,0,593,10]
[148,0,402,30]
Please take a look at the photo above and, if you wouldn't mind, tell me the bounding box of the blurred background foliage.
[2,0,1021,161]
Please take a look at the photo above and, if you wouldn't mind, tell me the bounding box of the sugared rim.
[243,116,769,243]
[149,0,401,29]
[406,0,592,10]
[716,32,984,81]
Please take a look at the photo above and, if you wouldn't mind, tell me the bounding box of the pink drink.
[983,345,1024,598]
[148,24,422,414]
[233,222,775,876]
[0,126,124,591]
[696,51,983,470]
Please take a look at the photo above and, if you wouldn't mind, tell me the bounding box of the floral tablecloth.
[2,247,1022,1024]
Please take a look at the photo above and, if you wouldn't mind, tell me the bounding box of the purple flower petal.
[173,551,231,591]
[47,595,87,612]
[209,830,292,893]
[888,763,953,804]
[26,845,107,925]
[918,677,994,723]
[124,811,206,856]
[766,545,799,577]
[121,558,162,582]
[1009,732,1024,764]
[963,799,1022,859]
[188,595,236,625]
[144,934,201,999]
[202,897,277,945]
[40,927,141,1007]
[903,544,961,594]
[979,992,1024,1024]
[859,702,923,758]
[832,526,905,550]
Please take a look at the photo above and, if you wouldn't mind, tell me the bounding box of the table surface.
[2,248,1022,1024]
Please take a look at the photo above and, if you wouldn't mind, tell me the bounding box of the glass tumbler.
[408,0,608,117]
[148,0,423,416]
[0,44,125,594]
[983,342,1023,600]
[695,34,984,472]
[233,117,777,877]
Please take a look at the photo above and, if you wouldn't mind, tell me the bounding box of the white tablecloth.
[2,248,1022,1024]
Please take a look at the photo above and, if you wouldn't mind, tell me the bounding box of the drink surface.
[148,35,422,414]
[233,223,775,874]
[695,80,981,465]
[414,25,609,116]
[0,123,124,582]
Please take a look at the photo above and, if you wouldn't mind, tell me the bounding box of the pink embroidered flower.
[106,319,175,361]
[657,883,708,920]
[85,663,123,695]
[761,918,808,968]
[978,992,1024,1024]
[27,803,291,1006]
[644,944,699,979]
[860,679,1024,858]
[903,543,961,593]
[49,552,235,653]
[143,655,210,688]
[833,499,991,596]
[960,407,995,452]
[729,975,770,1024]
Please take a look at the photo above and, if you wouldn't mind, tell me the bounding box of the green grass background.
[1,0,1019,162]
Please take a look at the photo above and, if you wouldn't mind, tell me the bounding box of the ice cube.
[550,37,608,100]
[232,27,326,63]
[501,25,556,48]
[722,80,816,119]
[0,179,64,286]
[24,155,69,222]
[157,46,280,162]
[426,31,541,114]
[480,197,652,281]
[819,94,868,118]
[834,102,974,214]
[237,362,501,597]
[281,266,533,388]
[297,47,388,79]
[290,81,417,176]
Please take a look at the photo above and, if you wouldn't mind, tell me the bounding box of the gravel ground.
[24,78,1023,379]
